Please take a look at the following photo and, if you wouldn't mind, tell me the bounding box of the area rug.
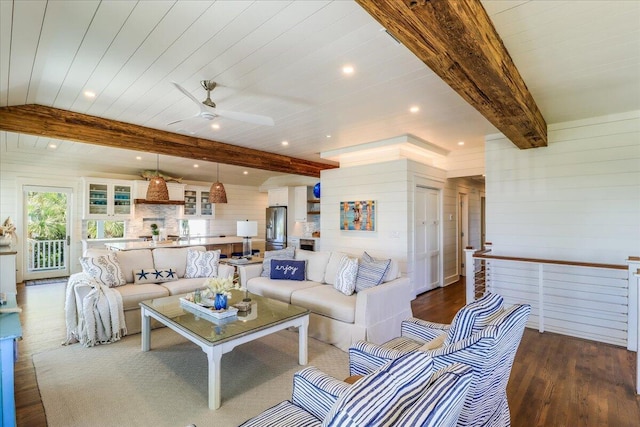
[24,277,68,286]
[33,328,349,427]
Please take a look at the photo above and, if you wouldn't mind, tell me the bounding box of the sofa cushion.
[133,267,178,284]
[323,252,348,285]
[294,250,331,283]
[261,247,295,278]
[291,285,356,323]
[152,246,206,278]
[79,253,126,288]
[116,283,169,311]
[160,277,208,295]
[270,259,307,281]
[247,276,319,303]
[334,256,358,296]
[354,255,390,292]
[362,252,400,283]
[184,248,221,278]
[115,249,154,284]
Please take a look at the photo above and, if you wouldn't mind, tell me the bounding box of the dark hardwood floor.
[13,278,640,426]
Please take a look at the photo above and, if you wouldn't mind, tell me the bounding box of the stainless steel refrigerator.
[265,206,287,251]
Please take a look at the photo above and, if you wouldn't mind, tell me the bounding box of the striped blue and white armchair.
[239,351,474,427]
[349,299,531,427]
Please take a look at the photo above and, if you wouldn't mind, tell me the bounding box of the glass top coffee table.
[139,289,309,410]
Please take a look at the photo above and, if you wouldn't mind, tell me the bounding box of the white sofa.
[238,249,413,351]
[67,245,235,335]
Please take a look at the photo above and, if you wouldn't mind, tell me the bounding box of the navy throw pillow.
[270,259,306,281]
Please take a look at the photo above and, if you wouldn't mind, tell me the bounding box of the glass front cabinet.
[83,178,133,219]
[182,186,215,218]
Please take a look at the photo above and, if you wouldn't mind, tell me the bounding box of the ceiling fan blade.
[213,108,275,126]
[171,81,208,114]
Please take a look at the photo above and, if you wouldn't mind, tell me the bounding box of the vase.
[214,293,228,310]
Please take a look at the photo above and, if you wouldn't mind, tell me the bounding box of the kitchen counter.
[105,237,264,257]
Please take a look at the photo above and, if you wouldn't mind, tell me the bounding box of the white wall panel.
[485,111,640,264]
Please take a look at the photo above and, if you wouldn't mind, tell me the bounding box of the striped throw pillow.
[323,352,436,426]
[334,257,358,296]
[445,292,504,345]
[354,254,390,292]
[184,249,220,278]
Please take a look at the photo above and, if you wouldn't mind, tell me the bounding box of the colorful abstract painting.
[340,200,376,231]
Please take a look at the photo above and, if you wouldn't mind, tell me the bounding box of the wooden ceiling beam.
[357,0,547,149]
[0,104,336,177]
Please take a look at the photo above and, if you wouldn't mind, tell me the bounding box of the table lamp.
[237,220,258,258]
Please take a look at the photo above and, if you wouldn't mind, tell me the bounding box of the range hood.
[134,199,185,205]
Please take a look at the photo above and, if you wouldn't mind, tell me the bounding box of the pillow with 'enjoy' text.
[270,259,306,281]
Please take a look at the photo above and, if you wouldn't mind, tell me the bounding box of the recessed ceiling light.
[48,143,57,149]
[458,141,465,146]
[342,65,354,75]
[83,90,96,98]
[193,164,199,168]
[281,141,289,146]
[409,106,420,113]
[136,156,142,160]
[326,134,332,138]
[211,123,220,130]
[243,171,248,175]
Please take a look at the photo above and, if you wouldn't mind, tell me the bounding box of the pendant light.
[209,163,227,204]
[146,154,169,201]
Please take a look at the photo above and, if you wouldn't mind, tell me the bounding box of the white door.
[23,185,72,280]
[415,186,441,294]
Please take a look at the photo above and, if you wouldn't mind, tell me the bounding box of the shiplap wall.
[321,159,483,296]
[484,111,640,346]
[0,163,266,281]
[486,111,640,264]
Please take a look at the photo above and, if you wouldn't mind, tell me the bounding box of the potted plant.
[150,223,159,242]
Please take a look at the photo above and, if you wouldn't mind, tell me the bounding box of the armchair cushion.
[444,292,504,345]
[323,352,435,426]
[395,363,473,427]
[291,367,351,421]
[239,401,321,427]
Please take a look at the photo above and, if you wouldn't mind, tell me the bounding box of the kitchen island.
[104,237,264,258]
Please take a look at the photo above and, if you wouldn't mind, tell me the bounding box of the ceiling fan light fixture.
[209,163,228,204]
[146,154,169,201]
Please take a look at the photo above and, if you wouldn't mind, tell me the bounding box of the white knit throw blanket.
[64,273,127,347]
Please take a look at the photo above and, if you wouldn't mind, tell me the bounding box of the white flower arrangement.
[202,276,239,298]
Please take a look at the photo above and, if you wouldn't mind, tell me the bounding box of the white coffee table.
[140,290,309,410]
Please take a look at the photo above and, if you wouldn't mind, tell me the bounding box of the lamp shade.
[146,176,169,201]
[209,181,227,203]
[237,220,258,237]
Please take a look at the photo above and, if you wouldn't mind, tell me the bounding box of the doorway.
[22,186,72,280]
[458,193,469,276]
[414,186,441,294]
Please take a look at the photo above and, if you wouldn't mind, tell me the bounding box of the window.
[87,220,125,239]
[181,219,208,237]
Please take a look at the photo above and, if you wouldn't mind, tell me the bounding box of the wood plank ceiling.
[0,1,638,183]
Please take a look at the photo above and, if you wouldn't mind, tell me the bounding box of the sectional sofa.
[67,246,235,336]
[238,249,413,351]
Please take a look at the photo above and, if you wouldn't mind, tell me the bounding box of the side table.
[0,292,22,427]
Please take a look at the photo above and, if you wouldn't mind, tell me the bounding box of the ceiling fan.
[168,80,275,127]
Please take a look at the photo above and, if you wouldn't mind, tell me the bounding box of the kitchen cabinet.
[294,186,308,222]
[268,187,289,206]
[182,186,215,218]
[83,178,133,219]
